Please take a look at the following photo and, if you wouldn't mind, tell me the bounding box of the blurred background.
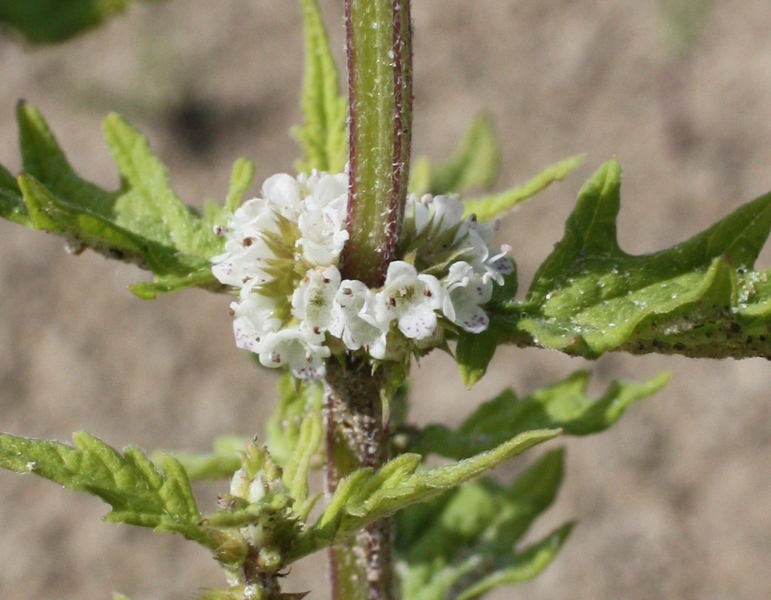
[2,1,771,598]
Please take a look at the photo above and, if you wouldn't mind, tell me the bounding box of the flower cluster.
[212,170,513,379]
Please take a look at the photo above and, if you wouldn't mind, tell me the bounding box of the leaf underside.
[0,102,253,298]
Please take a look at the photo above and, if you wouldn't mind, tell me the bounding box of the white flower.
[483,245,515,284]
[258,327,330,380]
[365,261,446,340]
[297,172,349,265]
[464,243,514,286]
[213,170,512,376]
[409,193,465,235]
[231,293,281,353]
[261,173,302,220]
[215,197,270,241]
[456,218,514,285]
[444,261,493,333]
[212,242,272,288]
[461,214,497,246]
[329,280,384,351]
[291,265,341,335]
[211,193,293,291]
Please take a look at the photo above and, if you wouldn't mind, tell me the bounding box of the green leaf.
[291,0,347,174]
[410,113,500,196]
[396,450,570,600]
[103,113,211,255]
[0,162,21,195]
[128,268,226,299]
[18,101,117,215]
[3,103,239,298]
[456,327,500,389]
[224,158,255,214]
[198,588,309,600]
[0,431,214,547]
[290,427,559,561]
[495,159,771,360]
[18,173,175,265]
[155,435,244,481]
[461,154,585,223]
[265,373,324,467]
[456,524,573,600]
[0,163,29,225]
[0,0,148,44]
[414,370,669,460]
[281,409,324,520]
[455,269,519,388]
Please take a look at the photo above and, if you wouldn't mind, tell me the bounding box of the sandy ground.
[2,1,771,598]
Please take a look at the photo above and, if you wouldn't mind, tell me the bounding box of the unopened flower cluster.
[212,170,513,379]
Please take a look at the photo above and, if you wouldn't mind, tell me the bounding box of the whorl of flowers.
[212,170,513,380]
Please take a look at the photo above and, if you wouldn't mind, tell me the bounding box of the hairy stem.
[339,0,413,288]
[325,358,393,600]
[327,1,412,598]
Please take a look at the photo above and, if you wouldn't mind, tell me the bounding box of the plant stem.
[339,0,413,288]
[326,1,412,598]
[326,0,412,600]
[325,358,393,600]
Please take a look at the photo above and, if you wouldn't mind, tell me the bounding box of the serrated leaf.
[19,173,184,268]
[414,370,668,460]
[155,435,244,481]
[224,157,256,213]
[395,450,570,600]
[461,154,585,223]
[291,0,347,174]
[290,428,559,561]
[282,409,323,520]
[18,102,117,215]
[265,373,324,467]
[410,113,500,196]
[2,103,240,297]
[494,159,771,359]
[0,0,143,44]
[103,113,211,254]
[0,431,214,547]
